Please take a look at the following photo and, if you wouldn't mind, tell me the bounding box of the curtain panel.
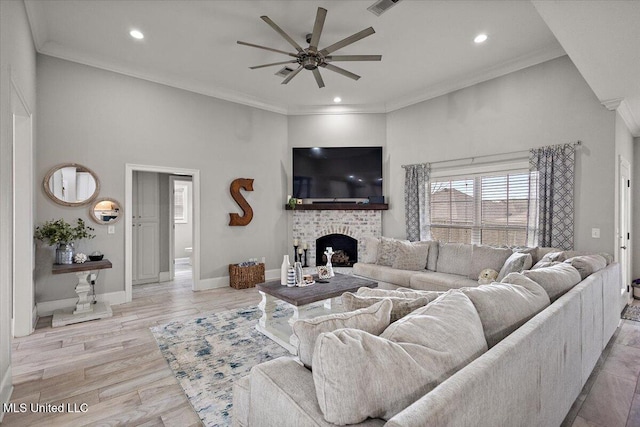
[404,164,430,241]
[528,144,576,250]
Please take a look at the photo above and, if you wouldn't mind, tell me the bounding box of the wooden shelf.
[285,203,388,211]
[52,259,113,274]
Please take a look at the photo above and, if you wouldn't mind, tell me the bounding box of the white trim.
[36,291,127,317]
[198,268,280,291]
[603,98,640,137]
[158,271,171,283]
[0,366,13,422]
[125,164,201,301]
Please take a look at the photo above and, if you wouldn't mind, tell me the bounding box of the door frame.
[168,176,193,280]
[125,164,200,302]
[618,156,632,304]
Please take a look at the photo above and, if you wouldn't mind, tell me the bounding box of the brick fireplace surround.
[291,210,382,267]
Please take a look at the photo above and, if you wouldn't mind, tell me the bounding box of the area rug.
[150,304,291,426]
[621,304,640,322]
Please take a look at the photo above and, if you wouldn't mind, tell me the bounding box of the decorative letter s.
[229,178,254,226]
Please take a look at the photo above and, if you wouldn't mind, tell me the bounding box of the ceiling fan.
[237,7,382,88]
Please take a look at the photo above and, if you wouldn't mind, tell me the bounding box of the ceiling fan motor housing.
[302,55,321,70]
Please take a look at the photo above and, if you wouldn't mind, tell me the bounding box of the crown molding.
[286,103,387,115]
[385,46,567,113]
[23,0,45,52]
[602,98,640,137]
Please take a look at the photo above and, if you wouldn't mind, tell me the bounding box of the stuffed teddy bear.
[478,268,498,285]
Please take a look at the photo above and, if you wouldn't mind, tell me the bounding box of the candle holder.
[293,245,299,262]
[303,249,309,267]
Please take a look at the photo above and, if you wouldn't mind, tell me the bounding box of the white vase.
[280,255,290,285]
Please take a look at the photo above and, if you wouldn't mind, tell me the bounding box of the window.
[174,182,189,224]
[429,169,538,246]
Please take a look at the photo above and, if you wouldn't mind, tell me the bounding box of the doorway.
[619,156,632,307]
[125,164,201,302]
[169,177,193,282]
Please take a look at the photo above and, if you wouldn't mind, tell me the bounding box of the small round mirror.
[43,163,100,207]
[89,198,122,225]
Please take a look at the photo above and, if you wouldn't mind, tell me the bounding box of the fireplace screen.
[316,234,358,267]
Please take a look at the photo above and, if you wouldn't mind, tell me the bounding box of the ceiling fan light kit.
[237,7,382,88]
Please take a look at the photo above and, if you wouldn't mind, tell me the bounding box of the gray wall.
[0,0,37,412]
[385,56,617,255]
[35,55,288,301]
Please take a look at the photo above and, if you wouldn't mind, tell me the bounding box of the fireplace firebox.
[316,234,358,267]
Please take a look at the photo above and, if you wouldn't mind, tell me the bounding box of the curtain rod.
[401,140,582,169]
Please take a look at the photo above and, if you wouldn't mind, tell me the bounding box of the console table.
[51,259,113,327]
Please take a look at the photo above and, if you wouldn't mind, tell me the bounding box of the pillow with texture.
[291,299,392,369]
[462,278,550,347]
[497,252,533,281]
[313,291,487,425]
[359,236,380,264]
[468,245,513,280]
[392,241,430,271]
[426,240,440,271]
[563,254,607,280]
[522,263,582,301]
[376,237,407,267]
[342,292,435,323]
[531,260,561,270]
[436,243,472,276]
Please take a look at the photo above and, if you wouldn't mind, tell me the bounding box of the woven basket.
[229,263,265,289]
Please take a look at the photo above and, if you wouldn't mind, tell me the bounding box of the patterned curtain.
[404,164,430,241]
[528,144,576,250]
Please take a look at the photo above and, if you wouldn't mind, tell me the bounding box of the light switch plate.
[591,228,600,238]
[108,225,115,234]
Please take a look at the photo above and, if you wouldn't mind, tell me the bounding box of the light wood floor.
[4,268,640,427]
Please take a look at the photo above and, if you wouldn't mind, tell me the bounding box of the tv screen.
[292,147,383,199]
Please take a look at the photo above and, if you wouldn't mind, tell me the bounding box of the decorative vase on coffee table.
[280,255,290,286]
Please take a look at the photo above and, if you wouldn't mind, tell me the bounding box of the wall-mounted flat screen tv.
[292,147,383,199]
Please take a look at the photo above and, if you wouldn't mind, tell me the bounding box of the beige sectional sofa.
[233,245,621,427]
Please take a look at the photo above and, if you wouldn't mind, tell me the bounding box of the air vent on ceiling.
[275,67,294,78]
[367,0,401,16]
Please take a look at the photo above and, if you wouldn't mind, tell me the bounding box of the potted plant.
[34,218,95,264]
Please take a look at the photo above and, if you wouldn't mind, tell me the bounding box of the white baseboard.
[0,366,13,422]
[159,271,171,283]
[197,269,280,291]
[36,291,127,317]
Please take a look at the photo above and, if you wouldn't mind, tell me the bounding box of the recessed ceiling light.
[333,97,342,103]
[130,29,144,40]
[474,34,488,44]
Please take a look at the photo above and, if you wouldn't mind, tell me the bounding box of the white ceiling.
[22,0,640,132]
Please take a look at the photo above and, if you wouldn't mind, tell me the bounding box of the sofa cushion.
[531,260,561,270]
[522,263,582,301]
[342,293,435,323]
[409,271,478,291]
[436,243,472,276]
[497,251,533,281]
[534,247,562,264]
[392,241,430,271]
[353,263,416,288]
[291,299,392,369]
[563,254,607,280]
[356,287,443,299]
[376,237,407,267]
[232,375,251,427]
[313,291,487,425]
[462,278,550,347]
[359,236,380,264]
[468,245,513,280]
[426,240,440,271]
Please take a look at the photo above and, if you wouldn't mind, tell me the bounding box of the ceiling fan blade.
[281,66,303,84]
[320,63,361,81]
[237,41,297,57]
[312,68,325,88]
[308,7,327,52]
[319,27,375,56]
[260,15,304,53]
[250,60,297,70]
[325,55,382,62]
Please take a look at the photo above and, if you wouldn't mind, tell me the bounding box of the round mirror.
[43,163,100,207]
[89,197,122,225]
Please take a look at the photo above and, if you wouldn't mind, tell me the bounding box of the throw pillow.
[291,299,392,369]
[376,237,406,267]
[426,240,440,271]
[313,291,487,425]
[531,260,561,270]
[359,236,380,264]
[522,263,582,302]
[462,278,550,347]
[468,244,513,280]
[563,254,607,280]
[391,241,430,271]
[436,242,472,276]
[497,252,533,281]
[342,292,436,323]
